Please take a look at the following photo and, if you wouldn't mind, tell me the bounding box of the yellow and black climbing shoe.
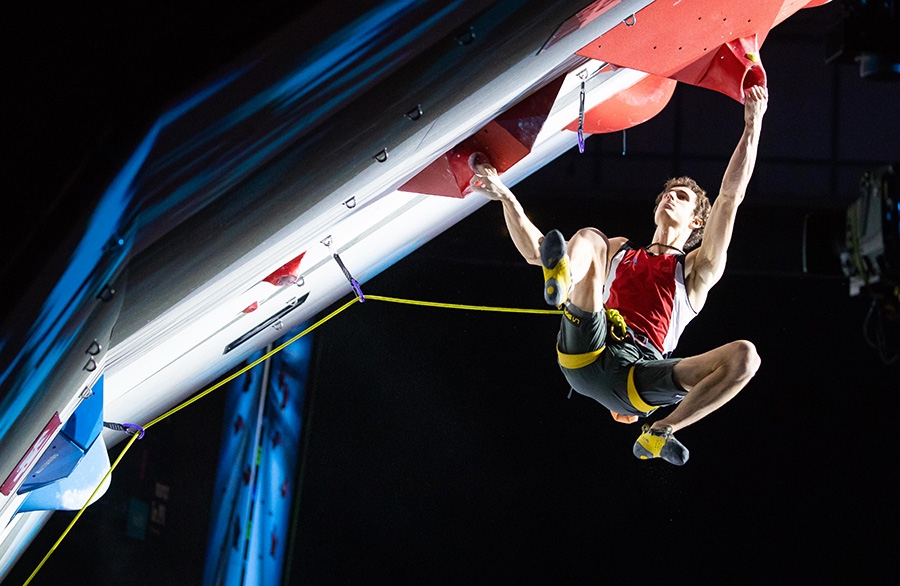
[541,229,571,307]
[633,424,689,466]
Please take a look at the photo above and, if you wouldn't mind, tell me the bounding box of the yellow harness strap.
[557,309,654,414]
[557,352,657,415]
[627,366,657,414]
[557,345,605,369]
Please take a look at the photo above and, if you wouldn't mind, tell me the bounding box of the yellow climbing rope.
[365,295,562,315]
[23,294,560,584]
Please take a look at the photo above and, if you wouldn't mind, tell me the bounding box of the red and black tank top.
[603,242,698,356]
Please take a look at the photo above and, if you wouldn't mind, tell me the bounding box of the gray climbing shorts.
[556,302,686,417]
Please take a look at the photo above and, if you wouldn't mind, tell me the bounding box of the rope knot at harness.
[606,308,627,341]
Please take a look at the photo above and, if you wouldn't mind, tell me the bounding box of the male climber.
[469,85,768,465]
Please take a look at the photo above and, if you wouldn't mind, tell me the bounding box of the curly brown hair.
[654,176,711,251]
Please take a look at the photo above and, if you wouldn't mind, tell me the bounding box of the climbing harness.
[556,308,628,369]
[557,345,606,370]
[626,365,657,415]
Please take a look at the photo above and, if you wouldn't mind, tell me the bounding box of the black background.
[4,1,900,584]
